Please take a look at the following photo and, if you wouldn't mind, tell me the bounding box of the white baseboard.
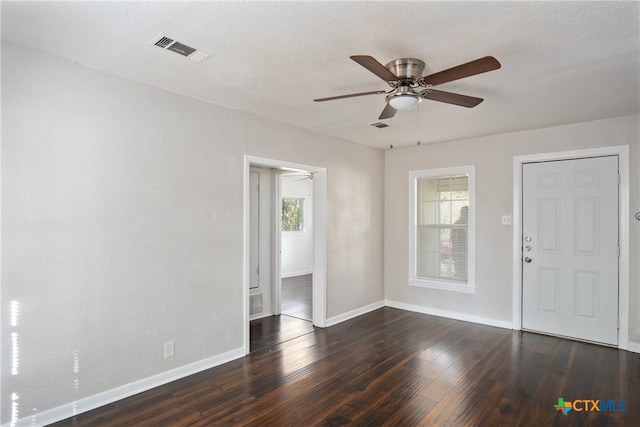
[326,300,385,327]
[624,341,640,353]
[3,347,245,427]
[385,300,513,330]
[387,301,640,353]
[281,270,313,278]
[249,311,274,321]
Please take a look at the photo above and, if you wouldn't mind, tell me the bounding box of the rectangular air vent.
[151,34,210,63]
[154,36,174,49]
[250,293,263,316]
[370,122,390,129]
[167,41,197,57]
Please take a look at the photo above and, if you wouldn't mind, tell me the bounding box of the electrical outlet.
[164,341,175,359]
[501,215,512,225]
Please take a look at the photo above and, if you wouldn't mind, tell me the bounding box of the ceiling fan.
[314,55,501,120]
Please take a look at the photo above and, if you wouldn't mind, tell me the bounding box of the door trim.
[243,155,328,354]
[512,145,630,350]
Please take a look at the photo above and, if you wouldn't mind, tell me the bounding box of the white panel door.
[522,156,619,345]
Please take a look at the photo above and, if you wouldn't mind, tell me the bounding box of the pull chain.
[416,102,422,146]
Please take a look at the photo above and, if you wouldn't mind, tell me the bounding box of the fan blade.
[350,55,399,82]
[422,56,501,86]
[314,90,385,102]
[378,103,397,120]
[423,89,484,108]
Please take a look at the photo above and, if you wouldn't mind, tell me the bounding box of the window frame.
[408,165,476,293]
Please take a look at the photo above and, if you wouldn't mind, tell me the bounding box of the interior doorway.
[280,171,314,322]
[244,155,327,354]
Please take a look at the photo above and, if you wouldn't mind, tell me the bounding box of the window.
[282,198,304,231]
[409,166,475,293]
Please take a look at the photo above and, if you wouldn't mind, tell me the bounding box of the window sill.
[409,278,476,294]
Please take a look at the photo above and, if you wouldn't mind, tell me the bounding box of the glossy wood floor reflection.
[51,308,640,426]
[281,274,312,321]
[250,273,314,352]
[250,314,315,352]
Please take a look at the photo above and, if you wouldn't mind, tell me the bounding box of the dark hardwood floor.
[250,314,316,352]
[281,274,312,321]
[51,307,640,426]
[249,273,314,352]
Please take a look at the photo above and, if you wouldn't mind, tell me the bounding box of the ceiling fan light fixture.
[386,92,422,111]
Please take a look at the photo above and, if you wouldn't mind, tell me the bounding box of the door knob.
[524,257,532,263]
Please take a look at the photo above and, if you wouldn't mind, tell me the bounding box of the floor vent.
[250,293,263,316]
[151,34,211,63]
[370,122,390,129]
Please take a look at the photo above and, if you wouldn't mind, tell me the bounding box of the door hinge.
[617,246,620,257]
[256,266,259,275]
[617,318,620,329]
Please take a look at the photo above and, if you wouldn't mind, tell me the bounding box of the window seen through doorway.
[282,198,304,231]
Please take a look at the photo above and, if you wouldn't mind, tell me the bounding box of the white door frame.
[243,155,328,354]
[512,145,630,350]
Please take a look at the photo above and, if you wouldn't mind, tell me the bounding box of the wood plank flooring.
[281,274,312,321]
[250,273,314,352]
[51,308,640,426]
[250,314,316,352]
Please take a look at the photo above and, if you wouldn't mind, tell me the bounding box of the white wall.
[281,173,314,277]
[1,43,385,425]
[385,115,640,344]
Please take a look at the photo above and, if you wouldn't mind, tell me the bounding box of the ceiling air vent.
[167,41,197,57]
[151,34,210,63]
[370,122,390,129]
[154,36,174,49]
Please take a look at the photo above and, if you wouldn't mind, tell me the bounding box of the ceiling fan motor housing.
[384,58,426,81]
[384,58,426,111]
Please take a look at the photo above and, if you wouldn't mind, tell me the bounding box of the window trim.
[409,165,476,293]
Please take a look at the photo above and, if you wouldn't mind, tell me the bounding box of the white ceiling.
[2,1,639,150]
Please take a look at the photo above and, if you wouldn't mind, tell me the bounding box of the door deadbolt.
[524,257,532,263]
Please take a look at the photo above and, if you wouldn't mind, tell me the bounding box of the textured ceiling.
[2,1,639,149]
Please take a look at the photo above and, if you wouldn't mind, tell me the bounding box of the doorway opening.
[280,171,314,322]
[512,146,630,349]
[244,155,327,354]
